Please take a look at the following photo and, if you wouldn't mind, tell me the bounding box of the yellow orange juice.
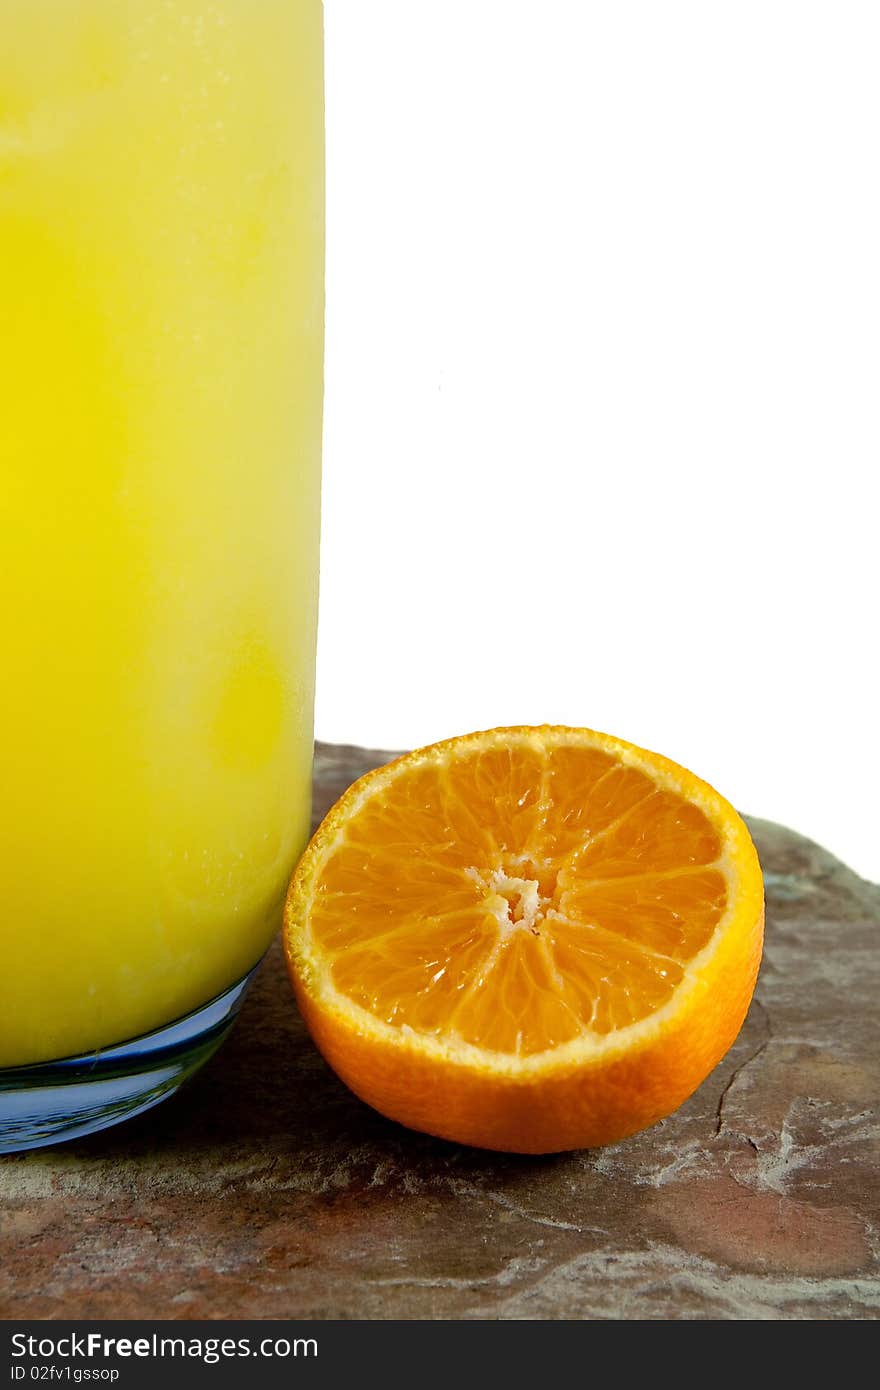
[0,1,324,1067]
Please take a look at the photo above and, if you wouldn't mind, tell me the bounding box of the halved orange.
[284,726,764,1153]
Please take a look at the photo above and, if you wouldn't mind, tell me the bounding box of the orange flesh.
[309,742,726,1056]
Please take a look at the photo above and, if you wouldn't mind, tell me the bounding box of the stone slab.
[1,742,878,1320]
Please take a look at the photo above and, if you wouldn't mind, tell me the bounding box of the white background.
[316,0,879,883]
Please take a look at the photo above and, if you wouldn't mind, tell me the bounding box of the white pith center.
[468,868,547,935]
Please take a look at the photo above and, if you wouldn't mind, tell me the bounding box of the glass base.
[0,965,259,1155]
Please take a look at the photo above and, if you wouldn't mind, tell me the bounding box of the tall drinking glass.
[0,1,324,1150]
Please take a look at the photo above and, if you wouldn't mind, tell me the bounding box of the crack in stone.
[714,998,773,1137]
[371,1252,544,1293]
[445,1177,602,1236]
[477,1243,880,1320]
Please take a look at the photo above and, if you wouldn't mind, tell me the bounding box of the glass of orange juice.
[0,1,324,1151]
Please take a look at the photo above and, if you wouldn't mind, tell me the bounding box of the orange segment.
[285,726,764,1153]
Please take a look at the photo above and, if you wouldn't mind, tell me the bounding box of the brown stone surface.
[1,741,878,1320]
